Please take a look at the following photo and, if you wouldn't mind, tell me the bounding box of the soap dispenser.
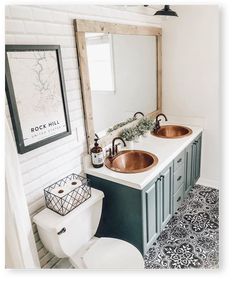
[90,134,104,168]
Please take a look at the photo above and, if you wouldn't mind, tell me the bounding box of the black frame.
[5,45,71,154]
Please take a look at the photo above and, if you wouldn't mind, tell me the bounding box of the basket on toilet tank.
[44,173,91,216]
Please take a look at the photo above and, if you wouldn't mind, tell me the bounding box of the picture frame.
[5,45,71,154]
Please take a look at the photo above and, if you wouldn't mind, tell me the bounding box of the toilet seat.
[70,237,144,269]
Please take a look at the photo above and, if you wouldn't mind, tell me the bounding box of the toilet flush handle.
[57,227,66,235]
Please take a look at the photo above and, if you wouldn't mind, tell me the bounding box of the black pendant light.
[154,5,178,17]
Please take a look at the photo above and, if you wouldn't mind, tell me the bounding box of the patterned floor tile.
[144,185,219,269]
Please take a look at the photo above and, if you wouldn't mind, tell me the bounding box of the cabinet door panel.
[145,183,157,243]
[185,144,193,194]
[195,136,202,181]
[156,179,161,236]
[161,164,173,228]
[192,135,202,186]
[192,141,197,186]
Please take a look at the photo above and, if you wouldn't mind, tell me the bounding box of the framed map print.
[5,45,71,154]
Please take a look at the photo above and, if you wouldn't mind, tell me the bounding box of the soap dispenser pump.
[90,134,104,168]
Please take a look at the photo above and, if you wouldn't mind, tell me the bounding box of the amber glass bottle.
[90,134,104,168]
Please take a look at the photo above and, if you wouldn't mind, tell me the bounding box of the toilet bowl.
[33,188,144,269]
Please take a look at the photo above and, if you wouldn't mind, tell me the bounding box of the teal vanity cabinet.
[87,161,173,255]
[87,133,202,255]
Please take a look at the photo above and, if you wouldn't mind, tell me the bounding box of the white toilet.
[33,188,144,269]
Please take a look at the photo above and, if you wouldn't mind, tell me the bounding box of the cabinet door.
[160,163,173,229]
[185,143,193,195]
[195,136,202,181]
[144,181,161,248]
[192,140,197,186]
[192,135,202,186]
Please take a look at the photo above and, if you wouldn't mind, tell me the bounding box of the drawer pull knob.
[177,158,182,163]
[177,196,181,202]
[57,227,66,235]
[177,176,182,181]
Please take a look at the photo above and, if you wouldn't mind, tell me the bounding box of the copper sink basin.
[105,150,158,173]
[152,125,192,139]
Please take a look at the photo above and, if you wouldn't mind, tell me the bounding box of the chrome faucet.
[110,137,126,157]
[155,113,168,131]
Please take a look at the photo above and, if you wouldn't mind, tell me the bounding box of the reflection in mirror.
[86,33,115,94]
[85,33,157,138]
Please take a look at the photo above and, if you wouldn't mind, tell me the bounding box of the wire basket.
[44,173,91,216]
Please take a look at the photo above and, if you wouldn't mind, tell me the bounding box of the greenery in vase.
[136,124,146,136]
[107,117,137,133]
[137,117,155,133]
[120,127,138,142]
[133,126,141,139]
[120,118,155,142]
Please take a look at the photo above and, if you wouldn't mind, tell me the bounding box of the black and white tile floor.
[144,185,219,269]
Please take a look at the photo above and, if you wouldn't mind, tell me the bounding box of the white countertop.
[84,122,203,190]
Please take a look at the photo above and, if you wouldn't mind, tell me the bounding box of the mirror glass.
[85,33,157,137]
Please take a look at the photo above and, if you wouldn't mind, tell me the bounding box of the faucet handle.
[115,143,122,154]
[106,148,112,158]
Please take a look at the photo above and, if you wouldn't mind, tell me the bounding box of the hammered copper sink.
[105,150,158,173]
[152,125,192,139]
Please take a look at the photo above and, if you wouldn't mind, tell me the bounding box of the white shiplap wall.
[5,5,161,268]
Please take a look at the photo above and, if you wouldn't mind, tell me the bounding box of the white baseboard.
[196,177,220,190]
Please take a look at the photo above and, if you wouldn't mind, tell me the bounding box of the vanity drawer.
[173,183,184,213]
[173,164,184,193]
[174,151,184,172]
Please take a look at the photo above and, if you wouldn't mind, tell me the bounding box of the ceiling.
[101,5,163,16]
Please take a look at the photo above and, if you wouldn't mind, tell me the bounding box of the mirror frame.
[74,19,162,150]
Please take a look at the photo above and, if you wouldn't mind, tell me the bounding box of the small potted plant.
[120,127,137,149]
[137,117,155,137]
[135,124,145,142]
[136,123,147,137]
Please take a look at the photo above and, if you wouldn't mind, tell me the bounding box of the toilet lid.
[82,238,144,269]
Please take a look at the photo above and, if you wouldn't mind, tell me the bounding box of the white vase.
[126,140,134,149]
[146,130,151,137]
[134,137,139,143]
[143,131,149,138]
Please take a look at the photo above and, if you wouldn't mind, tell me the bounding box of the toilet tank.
[33,188,104,258]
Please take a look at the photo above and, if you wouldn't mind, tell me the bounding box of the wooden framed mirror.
[74,19,162,150]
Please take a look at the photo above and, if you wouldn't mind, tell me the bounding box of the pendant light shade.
[154,5,178,17]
